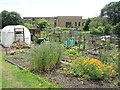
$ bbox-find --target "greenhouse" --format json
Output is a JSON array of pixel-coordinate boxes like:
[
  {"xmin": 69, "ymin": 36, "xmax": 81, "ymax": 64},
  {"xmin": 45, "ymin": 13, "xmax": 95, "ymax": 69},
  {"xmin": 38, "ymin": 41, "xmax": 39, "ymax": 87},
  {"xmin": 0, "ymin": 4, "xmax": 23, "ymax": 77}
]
[{"xmin": 1, "ymin": 25, "xmax": 31, "ymax": 47}]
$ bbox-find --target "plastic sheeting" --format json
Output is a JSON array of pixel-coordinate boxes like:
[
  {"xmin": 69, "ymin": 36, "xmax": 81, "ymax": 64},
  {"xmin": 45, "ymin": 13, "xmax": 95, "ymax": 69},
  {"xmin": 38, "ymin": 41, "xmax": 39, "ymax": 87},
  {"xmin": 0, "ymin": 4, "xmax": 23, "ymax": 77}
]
[
  {"xmin": 1, "ymin": 25, "xmax": 31, "ymax": 47},
  {"xmin": 64, "ymin": 38, "xmax": 75, "ymax": 47}
]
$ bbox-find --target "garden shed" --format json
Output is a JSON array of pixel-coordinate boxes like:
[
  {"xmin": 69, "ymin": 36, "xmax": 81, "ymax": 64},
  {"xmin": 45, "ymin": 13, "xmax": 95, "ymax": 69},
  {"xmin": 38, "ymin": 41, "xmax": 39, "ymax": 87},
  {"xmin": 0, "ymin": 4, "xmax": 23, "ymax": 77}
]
[{"xmin": 1, "ymin": 25, "xmax": 31, "ymax": 47}]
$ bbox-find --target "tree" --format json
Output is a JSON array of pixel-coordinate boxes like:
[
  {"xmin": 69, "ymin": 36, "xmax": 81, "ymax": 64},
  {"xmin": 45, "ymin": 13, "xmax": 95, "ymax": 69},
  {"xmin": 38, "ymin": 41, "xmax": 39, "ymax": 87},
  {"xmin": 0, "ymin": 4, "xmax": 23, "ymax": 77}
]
[
  {"xmin": 0, "ymin": 13, "xmax": 2, "ymax": 28},
  {"xmin": 89, "ymin": 17, "xmax": 111, "ymax": 35},
  {"xmin": 100, "ymin": 1, "xmax": 120, "ymax": 25},
  {"xmin": 36, "ymin": 19, "xmax": 51, "ymax": 31},
  {"xmin": 1, "ymin": 10, "xmax": 23, "ymax": 28},
  {"xmin": 83, "ymin": 18, "xmax": 91, "ymax": 31}
]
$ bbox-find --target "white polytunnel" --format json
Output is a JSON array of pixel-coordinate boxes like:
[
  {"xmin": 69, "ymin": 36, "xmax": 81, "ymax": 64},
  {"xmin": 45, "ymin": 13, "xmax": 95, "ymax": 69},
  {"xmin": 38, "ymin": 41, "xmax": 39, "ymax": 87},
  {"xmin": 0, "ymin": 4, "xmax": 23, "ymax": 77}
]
[{"xmin": 1, "ymin": 25, "xmax": 31, "ymax": 47}]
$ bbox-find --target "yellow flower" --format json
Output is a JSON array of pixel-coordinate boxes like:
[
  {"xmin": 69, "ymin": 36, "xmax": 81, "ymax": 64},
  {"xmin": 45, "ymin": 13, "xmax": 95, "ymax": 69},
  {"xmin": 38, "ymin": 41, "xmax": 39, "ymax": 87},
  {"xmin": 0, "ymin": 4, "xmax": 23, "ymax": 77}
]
[
  {"xmin": 99, "ymin": 69, "xmax": 103, "ymax": 71},
  {"xmin": 70, "ymin": 71, "xmax": 73, "ymax": 74},
  {"xmin": 98, "ymin": 66, "xmax": 101, "ymax": 68},
  {"xmin": 63, "ymin": 68, "xmax": 67, "ymax": 70},
  {"xmin": 69, "ymin": 63, "xmax": 72, "ymax": 66},
  {"xmin": 112, "ymin": 70, "xmax": 115, "ymax": 72},
  {"xmin": 101, "ymin": 72, "xmax": 104, "ymax": 74}
]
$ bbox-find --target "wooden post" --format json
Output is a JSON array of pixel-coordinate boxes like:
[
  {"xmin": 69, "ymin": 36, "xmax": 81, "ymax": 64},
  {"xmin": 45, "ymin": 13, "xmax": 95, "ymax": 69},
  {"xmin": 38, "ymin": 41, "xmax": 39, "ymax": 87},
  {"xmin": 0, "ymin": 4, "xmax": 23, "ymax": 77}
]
[
  {"xmin": 78, "ymin": 30, "xmax": 82, "ymax": 53},
  {"xmin": 5, "ymin": 48, "xmax": 8, "ymax": 55},
  {"xmin": 83, "ymin": 35, "xmax": 86, "ymax": 50},
  {"xmin": 23, "ymin": 28, "xmax": 25, "ymax": 41}
]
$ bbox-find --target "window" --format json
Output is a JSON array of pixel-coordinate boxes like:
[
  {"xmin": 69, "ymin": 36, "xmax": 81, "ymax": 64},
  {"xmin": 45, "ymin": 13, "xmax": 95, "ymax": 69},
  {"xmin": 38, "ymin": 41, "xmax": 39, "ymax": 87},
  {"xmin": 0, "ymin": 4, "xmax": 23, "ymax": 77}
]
[
  {"xmin": 78, "ymin": 22, "xmax": 81, "ymax": 26},
  {"xmin": 75, "ymin": 22, "xmax": 77, "ymax": 26},
  {"xmin": 66, "ymin": 22, "xmax": 72, "ymax": 28},
  {"xmin": 28, "ymin": 19, "xmax": 32, "ymax": 21},
  {"xmin": 23, "ymin": 19, "xmax": 27, "ymax": 21},
  {"xmin": 32, "ymin": 18, "xmax": 35, "ymax": 21},
  {"xmin": 14, "ymin": 28, "xmax": 24, "ymax": 41}
]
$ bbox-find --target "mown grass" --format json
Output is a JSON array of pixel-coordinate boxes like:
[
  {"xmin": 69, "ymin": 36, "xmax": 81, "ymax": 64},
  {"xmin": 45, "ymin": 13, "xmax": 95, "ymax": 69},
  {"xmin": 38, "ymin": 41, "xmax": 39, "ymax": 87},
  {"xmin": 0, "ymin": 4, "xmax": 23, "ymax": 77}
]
[
  {"xmin": 1, "ymin": 52, "xmax": 59, "ymax": 88},
  {"xmin": 0, "ymin": 52, "xmax": 2, "ymax": 89}
]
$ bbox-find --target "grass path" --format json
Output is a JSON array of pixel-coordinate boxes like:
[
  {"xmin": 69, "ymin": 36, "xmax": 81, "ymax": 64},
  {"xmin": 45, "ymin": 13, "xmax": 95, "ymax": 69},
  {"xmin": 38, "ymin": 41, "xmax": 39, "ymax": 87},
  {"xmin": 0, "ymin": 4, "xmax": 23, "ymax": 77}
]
[
  {"xmin": 0, "ymin": 52, "xmax": 2, "ymax": 89},
  {"xmin": 1, "ymin": 52, "xmax": 58, "ymax": 88}
]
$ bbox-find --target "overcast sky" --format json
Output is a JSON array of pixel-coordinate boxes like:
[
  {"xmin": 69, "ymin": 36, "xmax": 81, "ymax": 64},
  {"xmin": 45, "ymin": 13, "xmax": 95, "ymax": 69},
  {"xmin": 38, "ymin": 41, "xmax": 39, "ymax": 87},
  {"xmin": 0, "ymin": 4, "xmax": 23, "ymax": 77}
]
[{"xmin": 0, "ymin": 0, "xmax": 119, "ymax": 19}]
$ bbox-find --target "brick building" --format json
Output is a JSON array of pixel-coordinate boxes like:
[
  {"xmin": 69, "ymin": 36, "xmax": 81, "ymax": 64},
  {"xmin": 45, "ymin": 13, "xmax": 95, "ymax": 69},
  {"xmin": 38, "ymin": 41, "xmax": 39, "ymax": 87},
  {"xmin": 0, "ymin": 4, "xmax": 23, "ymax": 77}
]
[{"xmin": 23, "ymin": 16, "xmax": 85, "ymax": 28}]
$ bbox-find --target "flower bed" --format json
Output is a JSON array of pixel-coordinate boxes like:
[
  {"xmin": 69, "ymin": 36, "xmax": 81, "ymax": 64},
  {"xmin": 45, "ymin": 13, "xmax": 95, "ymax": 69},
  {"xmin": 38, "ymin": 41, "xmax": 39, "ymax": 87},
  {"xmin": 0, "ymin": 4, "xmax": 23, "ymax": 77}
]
[{"xmin": 63, "ymin": 57, "xmax": 117, "ymax": 80}]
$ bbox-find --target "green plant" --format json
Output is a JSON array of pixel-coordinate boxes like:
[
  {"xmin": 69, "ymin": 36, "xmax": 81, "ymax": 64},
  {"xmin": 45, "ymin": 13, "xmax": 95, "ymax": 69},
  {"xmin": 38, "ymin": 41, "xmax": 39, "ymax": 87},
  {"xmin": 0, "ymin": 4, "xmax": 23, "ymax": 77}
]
[
  {"xmin": 100, "ymin": 49, "xmax": 118, "ymax": 72},
  {"xmin": 33, "ymin": 34, "xmax": 41, "ymax": 44},
  {"xmin": 64, "ymin": 48, "xmax": 79, "ymax": 57},
  {"xmin": 63, "ymin": 57, "xmax": 117, "ymax": 80},
  {"xmin": 30, "ymin": 42, "xmax": 64, "ymax": 72},
  {"xmin": 24, "ymin": 23, "xmax": 36, "ymax": 29}
]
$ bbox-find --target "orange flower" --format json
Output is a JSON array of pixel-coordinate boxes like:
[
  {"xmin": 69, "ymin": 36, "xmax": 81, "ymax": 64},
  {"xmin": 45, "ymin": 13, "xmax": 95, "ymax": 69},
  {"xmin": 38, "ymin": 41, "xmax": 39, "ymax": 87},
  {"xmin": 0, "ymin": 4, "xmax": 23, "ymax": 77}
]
[
  {"xmin": 63, "ymin": 68, "xmax": 67, "ymax": 70},
  {"xmin": 96, "ymin": 68, "xmax": 98, "ymax": 70},
  {"xmin": 100, "ymin": 65, "xmax": 105, "ymax": 67},
  {"xmin": 110, "ymin": 74, "xmax": 112, "ymax": 76},
  {"xmin": 107, "ymin": 65, "xmax": 113, "ymax": 70},
  {"xmin": 76, "ymin": 64, "xmax": 79, "ymax": 66},
  {"xmin": 76, "ymin": 57, "xmax": 84, "ymax": 59}
]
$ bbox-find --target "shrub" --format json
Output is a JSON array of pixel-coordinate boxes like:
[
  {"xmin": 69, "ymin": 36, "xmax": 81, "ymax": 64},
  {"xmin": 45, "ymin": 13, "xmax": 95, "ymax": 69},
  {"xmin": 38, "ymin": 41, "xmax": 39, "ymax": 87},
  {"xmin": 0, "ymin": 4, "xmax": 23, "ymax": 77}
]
[
  {"xmin": 90, "ymin": 27, "xmax": 102, "ymax": 34},
  {"xmin": 112, "ymin": 22, "xmax": 120, "ymax": 34},
  {"xmin": 30, "ymin": 42, "xmax": 64, "ymax": 72}
]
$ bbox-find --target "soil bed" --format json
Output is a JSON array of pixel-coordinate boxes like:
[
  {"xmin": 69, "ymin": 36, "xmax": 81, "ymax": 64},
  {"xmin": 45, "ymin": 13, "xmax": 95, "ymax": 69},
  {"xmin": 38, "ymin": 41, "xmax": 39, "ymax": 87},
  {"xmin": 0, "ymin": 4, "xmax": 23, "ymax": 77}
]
[{"xmin": 5, "ymin": 51, "xmax": 118, "ymax": 88}]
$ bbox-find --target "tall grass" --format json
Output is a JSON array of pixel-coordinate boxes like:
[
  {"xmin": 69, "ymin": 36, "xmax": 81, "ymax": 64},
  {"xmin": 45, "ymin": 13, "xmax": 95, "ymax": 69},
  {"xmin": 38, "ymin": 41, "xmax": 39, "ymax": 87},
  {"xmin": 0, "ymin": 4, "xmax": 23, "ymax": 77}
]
[{"xmin": 30, "ymin": 42, "xmax": 64, "ymax": 72}]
